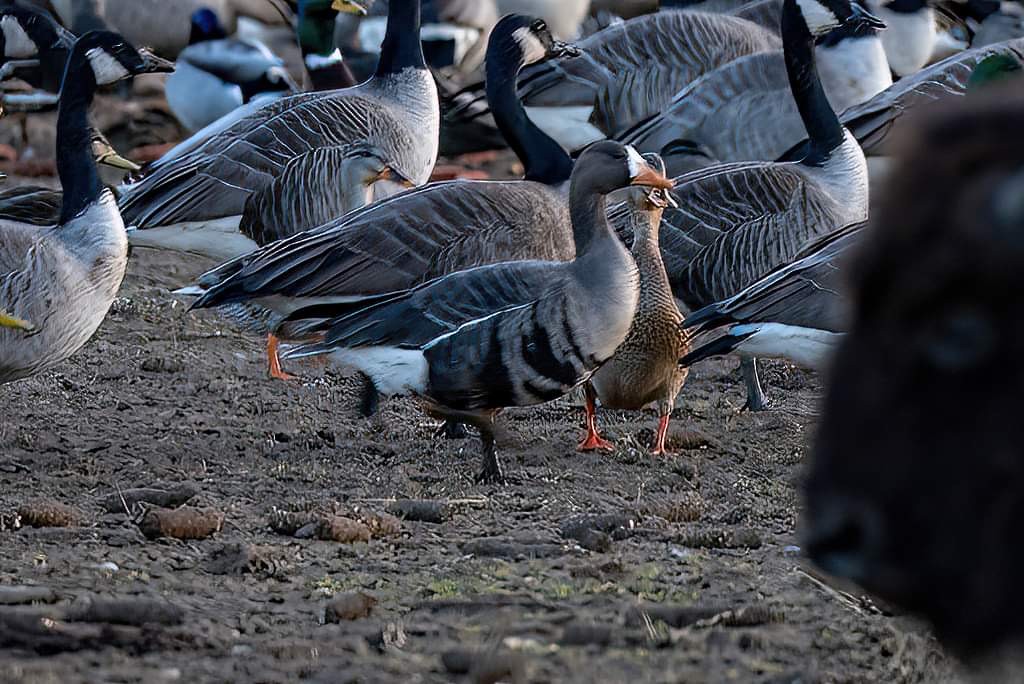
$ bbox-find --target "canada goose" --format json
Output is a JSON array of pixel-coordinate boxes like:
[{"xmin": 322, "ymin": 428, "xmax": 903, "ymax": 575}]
[
  {"xmin": 0, "ymin": 31, "xmax": 174, "ymax": 385},
  {"xmin": 512, "ymin": 10, "xmax": 781, "ymax": 151},
  {"xmin": 0, "ymin": 1, "xmax": 74, "ymax": 97},
  {"xmin": 627, "ymin": 0, "xmax": 875, "ymax": 410},
  {"xmin": 165, "ymin": 8, "xmax": 300, "ymax": 133},
  {"xmin": 804, "ymin": 84, "xmax": 1024, "ymax": 656},
  {"xmin": 619, "ymin": 0, "xmax": 889, "ymax": 168},
  {"xmin": 583, "ymin": 156, "xmax": 690, "ymax": 456},
  {"xmin": 0, "ymin": 309, "xmax": 32, "ymax": 332},
  {"xmin": 51, "ymin": 0, "xmax": 295, "ymax": 59},
  {"xmin": 278, "ymin": 141, "xmax": 673, "ymax": 483},
  {"xmin": 679, "ymin": 220, "xmax": 863, "ymax": 372},
  {"xmin": 119, "ymin": 0, "xmax": 439, "ymax": 262},
  {"xmin": 866, "ymin": 0, "xmax": 937, "ymax": 76},
  {"xmin": 0, "ymin": 127, "xmax": 139, "ymax": 226},
  {"xmin": 184, "ymin": 14, "xmax": 579, "ymax": 380}
]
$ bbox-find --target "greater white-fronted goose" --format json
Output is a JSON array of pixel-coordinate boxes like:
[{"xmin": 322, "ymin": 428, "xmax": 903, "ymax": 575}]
[
  {"xmin": 119, "ymin": 0, "xmax": 439, "ymax": 262},
  {"xmin": 582, "ymin": 155, "xmax": 690, "ymax": 456},
  {"xmin": 165, "ymin": 8, "xmax": 299, "ymax": 133},
  {"xmin": 624, "ymin": 0, "xmax": 873, "ymax": 410},
  {"xmin": 184, "ymin": 14, "xmax": 578, "ymax": 380},
  {"xmin": 0, "ymin": 31, "xmax": 174, "ymax": 385},
  {"xmin": 680, "ymin": 220, "xmax": 863, "ymax": 373},
  {"xmin": 279, "ymin": 141, "xmax": 673, "ymax": 483},
  {"xmin": 619, "ymin": 0, "xmax": 888, "ymax": 169}
]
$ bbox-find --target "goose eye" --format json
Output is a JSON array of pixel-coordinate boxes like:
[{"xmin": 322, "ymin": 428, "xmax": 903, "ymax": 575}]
[{"xmin": 923, "ymin": 310, "xmax": 996, "ymax": 371}]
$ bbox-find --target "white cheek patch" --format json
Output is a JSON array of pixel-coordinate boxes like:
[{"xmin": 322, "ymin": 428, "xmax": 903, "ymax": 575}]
[
  {"xmin": 1, "ymin": 17, "xmax": 37, "ymax": 59},
  {"xmin": 86, "ymin": 47, "xmax": 131, "ymax": 85},
  {"xmin": 625, "ymin": 145, "xmax": 646, "ymax": 178},
  {"xmin": 796, "ymin": 0, "xmax": 841, "ymax": 33},
  {"xmin": 512, "ymin": 27, "xmax": 548, "ymax": 65}
]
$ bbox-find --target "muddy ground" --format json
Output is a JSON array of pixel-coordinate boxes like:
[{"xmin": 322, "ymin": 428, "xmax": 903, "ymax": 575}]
[{"xmin": 0, "ymin": 98, "xmax": 966, "ymax": 683}]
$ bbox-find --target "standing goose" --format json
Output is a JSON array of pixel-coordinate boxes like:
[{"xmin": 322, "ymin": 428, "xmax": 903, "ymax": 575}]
[
  {"xmin": 679, "ymin": 220, "xmax": 863, "ymax": 372},
  {"xmin": 0, "ymin": 127, "xmax": 139, "ymax": 226},
  {"xmin": 165, "ymin": 8, "xmax": 300, "ymax": 133},
  {"xmin": 0, "ymin": 31, "xmax": 174, "ymax": 385},
  {"xmin": 619, "ymin": 0, "xmax": 888, "ymax": 169},
  {"xmin": 184, "ymin": 15, "xmax": 579, "ymax": 379},
  {"xmin": 618, "ymin": 0, "xmax": 873, "ymax": 410},
  {"xmin": 581, "ymin": 155, "xmax": 691, "ymax": 456},
  {"xmin": 118, "ymin": 0, "xmax": 439, "ymax": 262},
  {"xmin": 279, "ymin": 141, "xmax": 673, "ymax": 483}
]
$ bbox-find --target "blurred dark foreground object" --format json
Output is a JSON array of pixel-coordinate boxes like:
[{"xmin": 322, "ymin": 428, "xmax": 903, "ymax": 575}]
[{"xmin": 804, "ymin": 80, "xmax": 1024, "ymax": 657}]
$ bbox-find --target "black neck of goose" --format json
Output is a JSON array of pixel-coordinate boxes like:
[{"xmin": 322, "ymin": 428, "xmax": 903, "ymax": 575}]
[
  {"xmin": 486, "ymin": 35, "xmax": 572, "ymax": 185},
  {"xmin": 568, "ymin": 172, "xmax": 611, "ymax": 256},
  {"xmin": 782, "ymin": 0, "xmax": 844, "ymax": 164},
  {"xmin": 56, "ymin": 55, "xmax": 102, "ymax": 225},
  {"xmin": 374, "ymin": 0, "xmax": 425, "ymax": 77}
]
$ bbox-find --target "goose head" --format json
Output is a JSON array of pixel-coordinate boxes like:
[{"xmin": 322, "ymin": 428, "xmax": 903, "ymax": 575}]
[
  {"xmin": 793, "ymin": 0, "xmax": 886, "ymax": 36},
  {"xmin": 345, "ymin": 142, "xmax": 416, "ymax": 189},
  {"xmin": 574, "ymin": 141, "xmax": 675, "ymax": 196},
  {"xmin": 499, "ymin": 14, "xmax": 581, "ymax": 67},
  {"xmin": 89, "ymin": 127, "xmax": 141, "ymax": 172},
  {"xmin": 76, "ymin": 31, "xmax": 175, "ymax": 86},
  {"xmin": 189, "ymin": 8, "xmax": 229, "ymax": 44},
  {"xmin": 0, "ymin": 3, "xmax": 70, "ymax": 60}
]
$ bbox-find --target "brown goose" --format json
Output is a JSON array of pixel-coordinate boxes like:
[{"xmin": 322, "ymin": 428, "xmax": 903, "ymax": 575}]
[
  {"xmin": 581, "ymin": 155, "xmax": 690, "ymax": 456},
  {"xmin": 278, "ymin": 141, "xmax": 674, "ymax": 483}
]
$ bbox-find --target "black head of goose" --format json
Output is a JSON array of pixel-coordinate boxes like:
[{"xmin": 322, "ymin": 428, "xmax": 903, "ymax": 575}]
[
  {"xmin": 277, "ymin": 141, "xmax": 672, "ymax": 483},
  {"xmin": 184, "ymin": 13, "xmax": 580, "ymax": 380},
  {"xmin": 0, "ymin": 30, "xmax": 173, "ymax": 385},
  {"xmin": 118, "ymin": 0, "xmax": 439, "ymax": 263},
  {"xmin": 0, "ymin": 2, "xmax": 74, "ymax": 97}
]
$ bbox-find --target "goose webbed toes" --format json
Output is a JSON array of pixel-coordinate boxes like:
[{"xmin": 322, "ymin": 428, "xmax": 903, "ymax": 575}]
[
  {"xmin": 475, "ymin": 432, "xmax": 507, "ymax": 485},
  {"xmin": 359, "ymin": 373, "xmax": 380, "ymax": 418},
  {"xmin": 435, "ymin": 420, "xmax": 469, "ymax": 439}
]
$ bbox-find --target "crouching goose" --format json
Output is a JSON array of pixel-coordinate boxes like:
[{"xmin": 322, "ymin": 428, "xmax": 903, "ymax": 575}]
[
  {"xmin": 119, "ymin": 0, "xmax": 439, "ymax": 262},
  {"xmin": 581, "ymin": 155, "xmax": 691, "ymax": 456},
  {"xmin": 621, "ymin": 0, "xmax": 872, "ymax": 410},
  {"xmin": 279, "ymin": 142, "xmax": 673, "ymax": 483},
  {"xmin": 679, "ymin": 220, "xmax": 863, "ymax": 375},
  {"xmin": 165, "ymin": 8, "xmax": 300, "ymax": 133},
  {"xmin": 0, "ymin": 31, "xmax": 174, "ymax": 385},
  {"xmin": 185, "ymin": 14, "xmax": 578, "ymax": 381}
]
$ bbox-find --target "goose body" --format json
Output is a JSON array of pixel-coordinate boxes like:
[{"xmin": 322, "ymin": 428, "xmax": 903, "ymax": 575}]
[
  {"xmin": 0, "ymin": 31, "xmax": 173, "ymax": 384},
  {"xmin": 584, "ymin": 171, "xmax": 690, "ymax": 455},
  {"xmin": 280, "ymin": 142, "xmax": 672, "ymax": 482},
  {"xmin": 680, "ymin": 221, "xmax": 863, "ymax": 370},
  {"xmin": 119, "ymin": 0, "xmax": 439, "ymax": 262},
  {"xmin": 185, "ymin": 15, "xmax": 577, "ymax": 377}
]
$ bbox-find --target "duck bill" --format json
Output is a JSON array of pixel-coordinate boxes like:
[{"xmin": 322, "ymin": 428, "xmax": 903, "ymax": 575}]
[
  {"xmin": 379, "ymin": 166, "xmax": 416, "ymax": 188},
  {"xmin": 0, "ymin": 311, "xmax": 33, "ymax": 332},
  {"xmin": 139, "ymin": 48, "xmax": 176, "ymax": 75},
  {"xmin": 97, "ymin": 149, "xmax": 141, "ymax": 172},
  {"xmin": 332, "ymin": 0, "xmax": 368, "ymax": 15},
  {"xmin": 630, "ymin": 165, "xmax": 675, "ymax": 191}
]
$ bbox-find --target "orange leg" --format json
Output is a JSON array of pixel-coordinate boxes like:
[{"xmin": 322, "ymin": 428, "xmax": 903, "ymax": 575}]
[
  {"xmin": 267, "ymin": 334, "xmax": 297, "ymax": 381},
  {"xmin": 578, "ymin": 386, "xmax": 614, "ymax": 452},
  {"xmin": 651, "ymin": 414, "xmax": 671, "ymax": 456}
]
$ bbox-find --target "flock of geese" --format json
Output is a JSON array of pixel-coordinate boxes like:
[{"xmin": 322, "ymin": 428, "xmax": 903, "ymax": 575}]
[{"xmin": 0, "ymin": 0, "xmax": 1021, "ymax": 482}]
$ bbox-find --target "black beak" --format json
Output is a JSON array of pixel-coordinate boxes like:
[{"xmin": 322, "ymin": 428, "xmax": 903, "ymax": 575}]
[
  {"xmin": 138, "ymin": 48, "xmax": 175, "ymax": 75},
  {"xmin": 850, "ymin": 3, "xmax": 886, "ymax": 29},
  {"xmin": 548, "ymin": 40, "xmax": 582, "ymax": 59}
]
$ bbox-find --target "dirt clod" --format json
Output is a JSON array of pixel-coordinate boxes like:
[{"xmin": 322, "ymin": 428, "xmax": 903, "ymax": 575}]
[
  {"xmin": 0, "ymin": 586, "xmax": 57, "ymax": 605},
  {"xmin": 461, "ymin": 538, "xmax": 564, "ymax": 559},
  {"xmin": 386, "ymin": 499, "xmax": 449, "ymax": 523},
  {"xmin": 323, "ymin": 592, "xmax": 377, "ymax": 623},
  {"xmin": 67, "ymin": 596, "xmax": 184, "ymax": 626},
  {"xmin": 138, "ymin": 507, "xmax": 223, "ymax": 541},
  {"xmin": 316, "ymin": 516, "xmax": 372, "ymax": 544},
  {"xmin": 99, "ymin": 484, "xmax": 199, "ymax": 514},
  {"xmin": 17, "ymin": 501, "xmax": 81, "ymax": 528},
  {"xmin": 678, "ymin": 527, "xmax": 762, "ymax": 549}
]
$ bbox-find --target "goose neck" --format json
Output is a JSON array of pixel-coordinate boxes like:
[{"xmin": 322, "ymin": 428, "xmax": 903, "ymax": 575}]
[
  {"xmin": 782, "ymin": 0, "xmax": 844, "ymax": 163},
  {"xmin": 569, "ymin": 176, "xmax": 610, "ymax": 256},
  {"xmin": 374, "ymin": 0, "xmax": 425, "ymax": 77},
  {"xmin": 485, "ymin": 31, "xmax": 572, "ymax": 185},
  {"xmin": 56, "ymin": 47, "xmax": 103, "ymax": 225}
]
